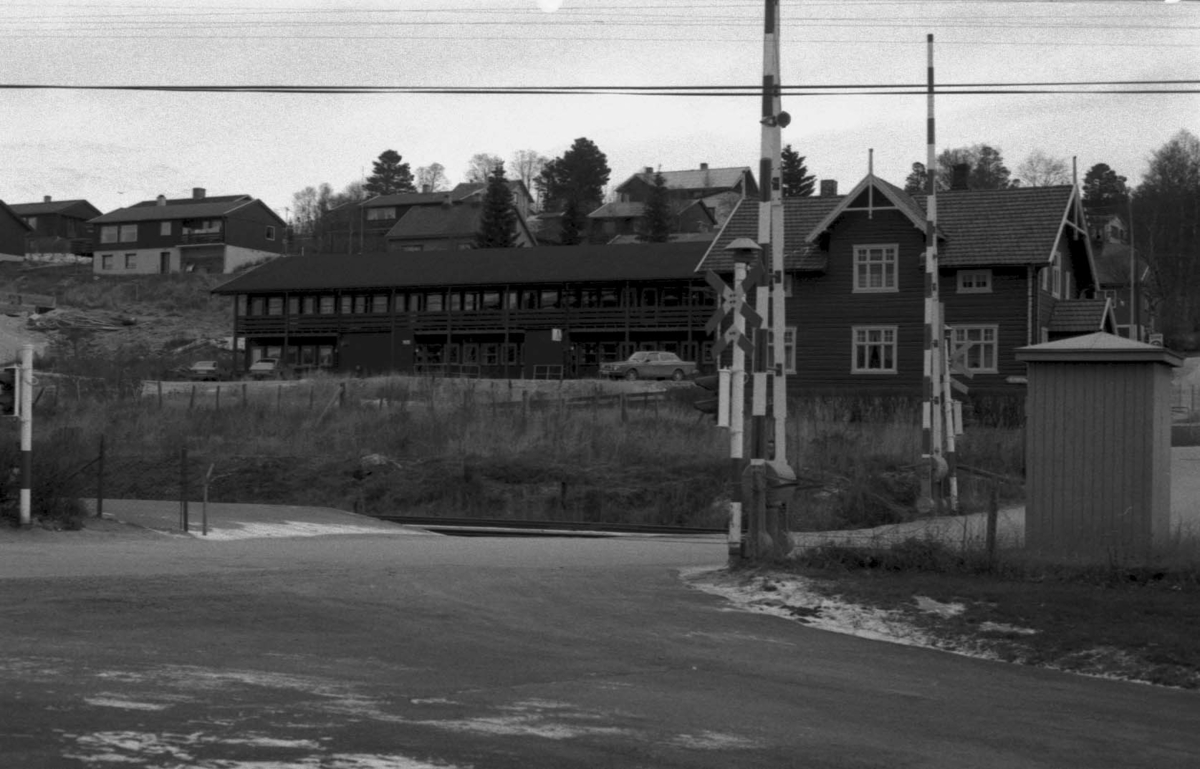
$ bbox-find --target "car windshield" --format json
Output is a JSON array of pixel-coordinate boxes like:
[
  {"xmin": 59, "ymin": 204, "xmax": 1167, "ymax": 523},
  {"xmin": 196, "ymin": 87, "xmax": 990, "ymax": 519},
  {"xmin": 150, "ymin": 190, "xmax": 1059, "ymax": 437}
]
[
  {"xmin": 193, "ymin": 361, "xmax": 216, "ymax": 368},
  {"xmin": 252, "ymin": 359, "xmax": 276, "ymax": 368}
]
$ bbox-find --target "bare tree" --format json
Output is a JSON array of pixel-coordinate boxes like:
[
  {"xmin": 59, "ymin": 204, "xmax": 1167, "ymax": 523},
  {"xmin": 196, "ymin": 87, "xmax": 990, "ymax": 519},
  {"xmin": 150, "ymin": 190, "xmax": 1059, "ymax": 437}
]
[
  {"xmin": 416, "ymin": 163, "xmax": 448, "ymax": 192},
  {"xmin": 1016, "ymin": 150, "xmax": 1073, "ymax": 187},
  {"xmin": 510, "ymin": 150, "xmax": 548, "ymax": 205},
  {"xmin": 465, "ymin": 153, "xmax": 504, "ymax": 184}
]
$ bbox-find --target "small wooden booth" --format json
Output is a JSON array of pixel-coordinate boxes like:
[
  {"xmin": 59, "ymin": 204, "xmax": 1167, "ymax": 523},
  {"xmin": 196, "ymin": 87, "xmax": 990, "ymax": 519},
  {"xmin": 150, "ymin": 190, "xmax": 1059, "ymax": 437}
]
[{"xmin": 1016, "ymin": 332, "xmax": 1181, "ymax": 559}]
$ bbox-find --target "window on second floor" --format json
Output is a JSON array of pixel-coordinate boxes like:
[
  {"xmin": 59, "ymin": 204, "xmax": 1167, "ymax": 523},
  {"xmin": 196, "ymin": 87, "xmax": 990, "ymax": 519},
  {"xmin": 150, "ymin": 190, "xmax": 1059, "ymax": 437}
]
[
  {"xmin": 366, "ymin": 206, "xmax": 397, "ymax": 221},
  {"xmin": 119, "ymin": 224, "xmax": 138, "ymax": 242},
  {"xmin": 853, "ymin": 245, "xmax": 898, "ymax": 292},
  {"xmin": 160, "ymin": 221, "xmax": 172, "ymax": 236},
  {"xmin": 957, "ymin": 269, "xmax": 992, "ymax": 293},
  {"xmin": 100, "ymin": 226, "xmax": 119, "ymax": 244}
]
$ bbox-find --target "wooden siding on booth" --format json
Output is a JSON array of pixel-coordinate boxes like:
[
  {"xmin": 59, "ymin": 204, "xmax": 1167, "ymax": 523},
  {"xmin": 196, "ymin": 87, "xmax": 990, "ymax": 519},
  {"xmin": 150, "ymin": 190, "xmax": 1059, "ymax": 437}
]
[{"xmin": 1025, "ymin": 360, "xmax": 1171, "ymax": 557}]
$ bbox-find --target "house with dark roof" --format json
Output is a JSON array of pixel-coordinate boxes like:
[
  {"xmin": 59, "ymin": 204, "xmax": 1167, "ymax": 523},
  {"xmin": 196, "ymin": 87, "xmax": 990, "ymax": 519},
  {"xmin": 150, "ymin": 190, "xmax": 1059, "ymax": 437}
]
[
  {"xmin": 211, "ymin": 242, "xmax": 715, "ymax": 378},
  {"xmin": 587, "ymin": 199, "xmax": 717, "ymax": 243},
  {"xmin": 324, "ymin": 191, "xmax": 452, "ymax": 254},
  {"xmin": 0, "ymin": 201, "xmax": 33, "ymax": 261},
  {"xmin": 1088, "ymin": 216, "xmax": 1153, "ymax": 341},
  {"xmin": 385, "ymin": 199, "xmax": 536, "ymax": 252},
  {"xmin": 9, "ymin": 197, "xmax": 102, "ymax": 260},
  {"xmin": 89, "ymin": 188, "xmax": 286, "ymax": 275},
  {"xmin": 699, "ymin": 172, "xmax": 1111, "ymax": 395},
  {"xmin": 614, "ymin": 164, "xmax": 758, "ymax": 227},
  {"xmin": 448, "ymin": 180, "xmax": 535, "ymax": 220}
]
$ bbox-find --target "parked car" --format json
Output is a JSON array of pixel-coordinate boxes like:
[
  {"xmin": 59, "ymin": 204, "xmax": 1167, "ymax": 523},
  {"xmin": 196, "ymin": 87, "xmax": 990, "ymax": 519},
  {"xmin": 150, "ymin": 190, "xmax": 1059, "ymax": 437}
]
[
  {"xmin": 247, "ymin": 357, "xmax": 284, "ymax": 380},
  {"xmin": 184, "ymin": 360, "xmax": 226, "ymax": 382},
  {"xmin": 600, "ymin": 351, "xmax": 698, "ymax": 381}
]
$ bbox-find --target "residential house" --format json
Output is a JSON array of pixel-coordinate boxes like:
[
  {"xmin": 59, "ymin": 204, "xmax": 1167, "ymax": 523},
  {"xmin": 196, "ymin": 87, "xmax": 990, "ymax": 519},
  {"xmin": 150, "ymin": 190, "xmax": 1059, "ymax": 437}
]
[
  {"xmin": 385, "ymin": 198, "xmax": 536, "ymax": 252},
  {"xmin": 587, "ymin": 199, "xmax": 717, "ymax": 243},
  {"xmin": 1089, "ymin": 215, "xmax": 1153, "ymax": 341},
  {"xmin": 9, "ymin": 197, "xmax": 102, "ymax": 259},
  {"xmin": 448, "ymin": 180, "xmax": 535, "ymax": 221},
  {"xmin": 0, "ymin": 201, "xmax": 32, "ymax": 261},
  {"xmin": 324, "ymin": 191, "xmax": 451, "ymax": 254},
  {"xmin": 699, "ymin": 172, "xmax": 1110, "ymax": 395},
  {"xmin": 613, "ymin": 163, "xmax": 758, "ymax": 227},
  {"xmin": 90, "ymin": 188, "xmax": 286, "ymax": 275},
  {"xmin": 211, "ymin": 242, "xmax": 715, "ymax": 378}
]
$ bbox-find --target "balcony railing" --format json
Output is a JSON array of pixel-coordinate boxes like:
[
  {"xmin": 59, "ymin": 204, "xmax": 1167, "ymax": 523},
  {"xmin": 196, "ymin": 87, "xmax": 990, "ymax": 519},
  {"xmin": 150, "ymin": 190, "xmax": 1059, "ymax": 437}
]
[{"xmin": 180, "ymin": 230, "xmax": 225, "ymax": 245}]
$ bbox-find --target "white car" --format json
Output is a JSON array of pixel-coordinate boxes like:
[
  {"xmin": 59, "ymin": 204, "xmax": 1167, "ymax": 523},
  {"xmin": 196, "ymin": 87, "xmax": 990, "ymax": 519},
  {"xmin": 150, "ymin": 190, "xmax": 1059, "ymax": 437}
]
[{"xmin": 600, "ymin": 351, "xmax": 698, "ymax": 381}]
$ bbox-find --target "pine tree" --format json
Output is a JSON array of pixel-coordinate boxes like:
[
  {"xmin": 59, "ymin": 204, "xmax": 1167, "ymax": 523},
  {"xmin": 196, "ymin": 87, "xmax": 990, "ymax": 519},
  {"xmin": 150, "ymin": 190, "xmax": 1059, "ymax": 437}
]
[
  {"xmin": 1082, "ymin": 163, "xmax": 1130, "ymax": 212},
  {"xmin": 364, "ymin": 150, "xmax": 415, "ymax": 196},
  {"xmin": 560, "ymin": 199, "xmax": 583, "ymax": 246},
  {"xmin": 780, "ymin": 145, "xmax": 815, "ymax": 197},
  {"xmin": 904, "ymin": 162, "xmax": 928, "ymax": 195},
  {"xmin": 639, "ymin": 172, "xmax": 672, "ymax": 242},
  {"xmin": 474, "ymin": 163, "xmax": 519, "ymax": 249}
]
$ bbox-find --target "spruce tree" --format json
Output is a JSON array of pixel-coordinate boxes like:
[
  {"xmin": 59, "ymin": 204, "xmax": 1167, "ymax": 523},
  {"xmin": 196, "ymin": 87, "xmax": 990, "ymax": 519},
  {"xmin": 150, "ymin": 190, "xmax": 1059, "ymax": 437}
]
[
  {"xmin": 474, "ymin": 163, "xmax": 519, "ymax": 249},
  {"xmin": 781, "ymin": 145, "xmax": 816, "ymax": 197},
  {"xmin": 364, "ymin": 149, "xmax": 415, "ymax": 196},
  {"xmin": 560, "ymin": 199, "xmax": 583, "ymax": 246},
  {"xmin": 639, "ymin": 172, "xmax": 672, "ymax": 242}
]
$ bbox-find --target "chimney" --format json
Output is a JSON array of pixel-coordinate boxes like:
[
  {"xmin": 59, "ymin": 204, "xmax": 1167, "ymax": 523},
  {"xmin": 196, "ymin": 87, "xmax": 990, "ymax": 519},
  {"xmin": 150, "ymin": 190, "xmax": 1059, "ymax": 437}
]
[
  {"xmin": 421, "ymin": 184, "xmax": 431, "ymax": 194},
  {"xmin": 192, "ymin": 187, "xmax": 206, "ymax": 200},
  {"xmin": 951, "ymin": 163, "xmax": 970, "ymax": 191},
  {"xmin": 644, "ymin": 166, "xmax": 653, "ymax": 174},
  {"xmin": 43, "ymin": 195, "xmax": 51, "ymax": 203},
  {"xmin": 819, "ymin": 179, "xmax": 838, "ymax": 197},
  {"xmin": 156, "ymin": 194, "xmax": 166, "ymax": 206},
  {"xmin": 700, "ymin": 162, "xmax": 708, "ymax": 170}
]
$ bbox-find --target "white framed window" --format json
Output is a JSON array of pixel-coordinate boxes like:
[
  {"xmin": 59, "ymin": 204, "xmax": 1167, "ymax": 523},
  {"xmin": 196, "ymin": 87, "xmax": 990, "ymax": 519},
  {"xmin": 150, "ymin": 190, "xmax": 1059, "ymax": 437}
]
[
  {"xmin": 853, "ymin": 244, "xmax": 898, "ymax": 292},
  {"xmin": 957, "ymin": 269, "xmax": 992, "ymax": 293},
  {"xmin": 124, "ymin": 253, "xmax": 137, "ymax": 269},
  {"xmin": 100, "ymin": 226, "xmax": 119, "ymax": 244},
  {"xmin": 119, "ymin": 224, "xmax": 137, "ymax": 242},
  {"xmin": 266, "ymin": 225, "xmax": 276, "ymax": 241},
  {"xmin": 160, "ymin": 221, "xmax": 171, "ymax": 236},
  {"xmin": 762, "ymin": 326, "xmax": 798, "ymax": 373},
  {"xmin": 951, "ymin": 325, "xmax": 998, "ymax": 373},
  {"xmin": 1052, "ymin": 253, "xmax": 1063, "ymax": 298},
  {"xmin": 100, "ymin": 254, "xmax": 113, "ymax": 270},
  {"xmin": 852, "ymin": 326, "xmax": 897, "ymax": 374}
]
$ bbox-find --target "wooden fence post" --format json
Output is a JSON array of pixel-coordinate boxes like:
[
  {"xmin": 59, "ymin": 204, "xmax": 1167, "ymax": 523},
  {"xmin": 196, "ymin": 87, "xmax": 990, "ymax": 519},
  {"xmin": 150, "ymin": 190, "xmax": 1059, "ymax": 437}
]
[
  {"xmin": 180, "ymin": 447, "xmax": 189, "ymax": 533},
  {"xmin": 189, "ymin": 385, "xmax": 196, "ymax": 411},
  {"xmin": 95, "ymin": 435, "xmax": 105, "ymax": 519}
]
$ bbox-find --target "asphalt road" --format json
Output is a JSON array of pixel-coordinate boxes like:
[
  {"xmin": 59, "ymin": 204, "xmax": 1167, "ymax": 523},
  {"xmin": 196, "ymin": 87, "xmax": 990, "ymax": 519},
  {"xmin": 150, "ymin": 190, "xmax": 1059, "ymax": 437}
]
[{"xmin": 1, "ymin": 528, "xmax": 1196, "ymax": 769}]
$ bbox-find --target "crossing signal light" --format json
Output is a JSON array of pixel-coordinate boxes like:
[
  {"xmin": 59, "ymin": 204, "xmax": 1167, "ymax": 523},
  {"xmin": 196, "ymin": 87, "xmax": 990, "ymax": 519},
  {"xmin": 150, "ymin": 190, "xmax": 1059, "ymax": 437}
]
[
  {"xmin": 693, "ymin": 370, "xmax": 730, "ymax": 427},
  {"xmin": 0, "ymin": 366, "xmax": 17, "ymax": 417}
]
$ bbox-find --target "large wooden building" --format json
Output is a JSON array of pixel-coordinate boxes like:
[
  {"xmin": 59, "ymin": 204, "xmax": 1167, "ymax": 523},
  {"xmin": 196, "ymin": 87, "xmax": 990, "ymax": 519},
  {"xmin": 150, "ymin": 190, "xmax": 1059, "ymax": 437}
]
[
  {"xmin": 212, "ymin": 242, "xmax": 716, "ymax": 378},
  {"xmin": 700, "ymin": 172, "xmax": 1112, "ymax": 395}
]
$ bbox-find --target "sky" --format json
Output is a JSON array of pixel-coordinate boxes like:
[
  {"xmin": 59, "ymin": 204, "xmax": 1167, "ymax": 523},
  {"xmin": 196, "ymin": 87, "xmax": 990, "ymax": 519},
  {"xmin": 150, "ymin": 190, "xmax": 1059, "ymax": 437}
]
[{"xmin": 1, "ymin": 0, "xmax": 1197, "ymax": 220}]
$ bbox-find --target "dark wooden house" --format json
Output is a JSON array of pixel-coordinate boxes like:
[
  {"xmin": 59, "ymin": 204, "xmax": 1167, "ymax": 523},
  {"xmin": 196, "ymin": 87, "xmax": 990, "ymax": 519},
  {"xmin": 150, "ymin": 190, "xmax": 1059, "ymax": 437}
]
[
  {"xmin": 0, "ymin": 201, "xmax": 32, "ymax": 261},
  {"xmin": 9, "ymin": 197, "xmax": 102, "ymax": 258},
  {"xmin": 700, "ymin": 173, "xmax": 1110, "ymax": 395},
  {"xmin": 212, "ymin": 242, "xmax": 716, "ymax": 378},
  {"xmin": 89, "ymin": 188, "xmax": 286, "ymax": 275}
]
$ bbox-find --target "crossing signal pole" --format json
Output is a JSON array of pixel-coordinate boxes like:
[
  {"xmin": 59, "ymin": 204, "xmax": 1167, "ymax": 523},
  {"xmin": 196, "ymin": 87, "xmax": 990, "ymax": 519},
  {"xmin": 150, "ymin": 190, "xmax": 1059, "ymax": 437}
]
[{"xmin": 19, "ymin": 345, "xmax": 32, "ymax": 527}]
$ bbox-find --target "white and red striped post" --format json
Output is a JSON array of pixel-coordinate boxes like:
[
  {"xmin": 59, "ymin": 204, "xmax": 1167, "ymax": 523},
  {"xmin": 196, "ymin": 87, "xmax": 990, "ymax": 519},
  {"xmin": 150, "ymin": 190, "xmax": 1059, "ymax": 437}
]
[
  {"xmin": 920, "ymin": 34, "xmax": 946, "ymax": 514},
  {"xmin": 19, "ymin": 344, "xmax": 33, "ymax": 528}
]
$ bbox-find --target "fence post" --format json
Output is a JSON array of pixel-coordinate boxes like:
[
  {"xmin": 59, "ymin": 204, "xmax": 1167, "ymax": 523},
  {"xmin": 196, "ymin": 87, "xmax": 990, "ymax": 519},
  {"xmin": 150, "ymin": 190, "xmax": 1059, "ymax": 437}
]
[
  {"xmin": 986, "ymin": 480, "xmax": 999, "ymax": 569},
  {"xmin": 189, "ymin": 385, "xmax": 196, "ymax": 411},
  {"xmin": 180, "ymin": 447, "xmax": 189, "ymax": 533},
  {"xmin": 96, "ymin": 435, "xmax": 105, "ymax": 519}
]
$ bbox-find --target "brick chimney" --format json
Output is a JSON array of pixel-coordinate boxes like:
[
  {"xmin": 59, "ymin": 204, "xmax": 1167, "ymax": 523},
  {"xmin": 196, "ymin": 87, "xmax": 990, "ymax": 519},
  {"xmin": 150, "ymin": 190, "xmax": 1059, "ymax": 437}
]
[
  {"xmin": 951, "ymin": 163, "xmax": 970, "ymax": 191},
  {"xmin": 157, "ymin": 194, "xmax": 166, "ymax": 206},
  {"xmin": 699, "ymin": 162, "xmax": 708, "ymax": 170},
  {"xmin": 192, "ymin": 187, "xmax": 206, "ymax": 200},
  {"xmin": 43, "ymin": 195, "xmax": 51, "ymax": 203},
  {"xmin": 820, "ymin": 179, "xmax": 838, "ymax": 196}
]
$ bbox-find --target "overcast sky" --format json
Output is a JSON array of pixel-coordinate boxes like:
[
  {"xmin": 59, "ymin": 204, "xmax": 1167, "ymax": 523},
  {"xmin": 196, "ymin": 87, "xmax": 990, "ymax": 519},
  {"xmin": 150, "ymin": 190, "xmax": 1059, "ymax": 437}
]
[{"xmin": 1, "ymin": 0, "xmax": 1196, "ymax": 218}]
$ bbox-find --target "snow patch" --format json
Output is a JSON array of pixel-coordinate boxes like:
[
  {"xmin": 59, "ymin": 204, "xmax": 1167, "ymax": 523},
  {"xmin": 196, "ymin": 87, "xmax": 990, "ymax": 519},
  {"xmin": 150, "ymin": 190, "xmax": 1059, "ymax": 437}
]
[
  {"xmin": 979, "ymin": 621, "xmax": 1039, "ymax": 636},
  {"xmin": 667, "ymin": 730, "xmax": 764, "ymax": 750},
  {"xmin": 193, "ymin": 521, "xmax": 398, "ymax": 540},
  {"xmin": 83, "ymin": 696, "xmax": 169, "ymax": 711},
  {"xmin": 914, "ymin": 595, "xmax": 966, "ymax": 617}
]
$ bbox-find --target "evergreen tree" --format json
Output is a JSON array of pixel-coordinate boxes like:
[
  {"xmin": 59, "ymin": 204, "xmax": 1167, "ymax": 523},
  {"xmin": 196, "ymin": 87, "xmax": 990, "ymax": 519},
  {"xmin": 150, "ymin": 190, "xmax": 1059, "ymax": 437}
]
[
  {"xmin": 474, "ymin": 163, "xmax": 519, "ymax": 249},
  {"xmin": 537, "ymin": 137, "xmax": 611, "ymax": 215},
  {"xmin": 1082, "ymin": 163, "xmax": 1130, "ymax": 212},
  {"xmin": 639, "ymin": 172, "xmax": 672, "ymax": 242},
  {"xmin": 780, "ymin": 145, "xmax": 815, "ymax": 197},
  {"xmin": 559, "ymin": 199, "xmax": 584, "ymax": 246},
  {"xmin": 903, "ymin": 162, "xmax": 928, "ymax": 195},
  {"xmin": 364, "ymin": 149, "xmax": 415, "ymax": 196}
]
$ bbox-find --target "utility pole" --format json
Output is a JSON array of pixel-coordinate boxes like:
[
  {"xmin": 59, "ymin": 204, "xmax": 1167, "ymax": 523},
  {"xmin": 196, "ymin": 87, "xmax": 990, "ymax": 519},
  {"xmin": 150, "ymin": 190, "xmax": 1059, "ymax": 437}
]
[{"xmin": 19, "ymin": 344, "xmax": 33, "ymax": 528}]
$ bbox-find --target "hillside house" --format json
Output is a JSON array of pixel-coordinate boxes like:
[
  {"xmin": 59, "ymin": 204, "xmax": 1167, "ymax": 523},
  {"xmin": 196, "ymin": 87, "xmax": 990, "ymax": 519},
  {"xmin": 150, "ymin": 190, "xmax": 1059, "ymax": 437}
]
[
  {"xmin": 613, "ymin": 164, "xmax": 758, "ymax": 227},
  {"xmin": 699, "ymin": 173, "xmax": 1110, "ymax": 395},
  {"xmin": 9, "ymin": 197, "xmax": 102, "ymax": 260},
  {"xmin": 90, "ymin": 188, "xmax": 286, "ymax": 275},
  {"xmin": 385, "ymin": 199, "xmax": 536, "ymax": 252},
  {"xmin": 211, "ymin": 242, "xmax": 715, "ymax": 378},
  {"xmin": 0, "ymin": 202, "xmax": 32, "ymax": 261},
  {"xmin": 1088, "ymin": 215, "xmax": 1153, "ymax": 341},
  {"xmin": 449, "ymin": 180, "xmax": 535, "ymax": 221},
  {"xmin": 587, "ymin": 199, "xmax": 717, "ymax": 243}
]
